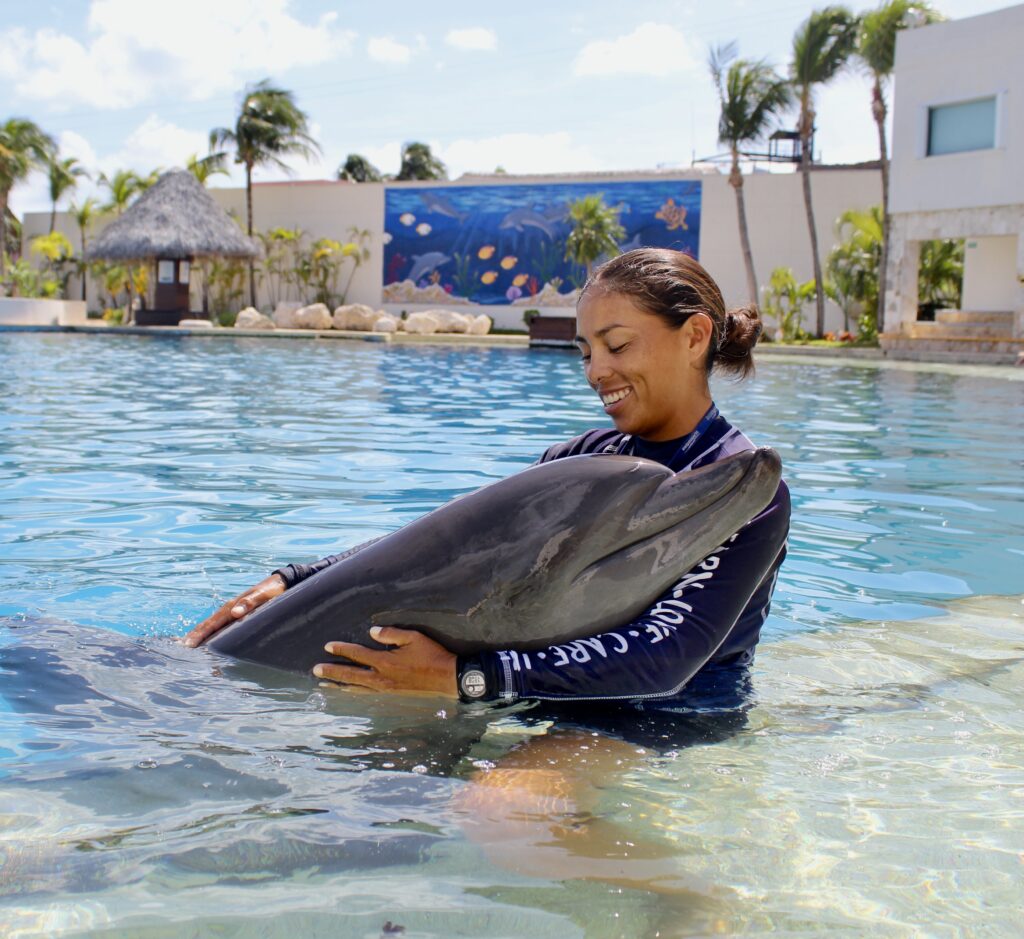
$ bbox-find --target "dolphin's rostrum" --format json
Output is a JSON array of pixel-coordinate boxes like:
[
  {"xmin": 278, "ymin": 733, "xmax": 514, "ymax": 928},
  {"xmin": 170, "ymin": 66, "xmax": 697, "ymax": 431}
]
[{"xmin": 206, "ymin": 449, "xmax": 782, "ymax": 673}]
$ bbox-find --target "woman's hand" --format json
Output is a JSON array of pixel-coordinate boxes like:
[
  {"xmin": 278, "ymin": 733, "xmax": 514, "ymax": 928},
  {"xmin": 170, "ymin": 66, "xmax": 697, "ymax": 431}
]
[
  {"xmin": 181, "ymin": 573, "xmax": 286, "ymax": 648},
  {"xmin": 314, "ymin": 626, "xmax": 457, "ymax": 698}
]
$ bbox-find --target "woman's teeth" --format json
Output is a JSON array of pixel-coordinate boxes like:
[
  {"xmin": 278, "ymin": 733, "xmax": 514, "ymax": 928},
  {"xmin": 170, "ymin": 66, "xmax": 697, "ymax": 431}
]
[{"xmin": 601, "ymin": 388, "xmax": 631, "ymax": 406}]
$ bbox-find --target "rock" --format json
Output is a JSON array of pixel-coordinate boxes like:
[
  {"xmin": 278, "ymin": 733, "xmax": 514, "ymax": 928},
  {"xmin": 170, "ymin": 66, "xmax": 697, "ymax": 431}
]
[
  {"xmin": 178, "ymin": 318, "xmax": 214, "ymax": 329},
  {"xmin": 294, "ymin": 303, "xmax": 333, "ymax": 330},
  {"xmin": 404, "ymin": 312, "xmax": 441, "ymax": 335},
  {"xmin": 235, "ymin": 307, "xmax": 275, "ymax": 329},
  {"xmin": 422, "ymin": 309, "xmax": 472, "ymax": 333},
  {"xmin": 373, "ymin": 314, "xmax": 399, "ymax": 333},
  {"xmin": 332, "ymin": 303, "xmax": 378, "ymax": 331},
  {"xmin": 272, "ymin": 301, "xmax": 303, "ymax": 328},
  {"xmin": 467, "ymin": 314, "xmax": 492, "ymax": 336}
]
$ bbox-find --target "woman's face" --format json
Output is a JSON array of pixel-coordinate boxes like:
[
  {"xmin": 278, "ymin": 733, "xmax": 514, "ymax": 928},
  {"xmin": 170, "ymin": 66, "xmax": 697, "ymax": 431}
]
[{"xmin": 574, "ymin": 289, "xmax": 714, "ymax": 441}]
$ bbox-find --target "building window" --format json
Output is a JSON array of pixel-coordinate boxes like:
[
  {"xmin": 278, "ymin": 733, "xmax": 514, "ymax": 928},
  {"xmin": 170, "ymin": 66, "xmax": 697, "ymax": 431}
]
[{"xmin": 927, "ymin": 96, "xmax": 997, "ymax": 156}]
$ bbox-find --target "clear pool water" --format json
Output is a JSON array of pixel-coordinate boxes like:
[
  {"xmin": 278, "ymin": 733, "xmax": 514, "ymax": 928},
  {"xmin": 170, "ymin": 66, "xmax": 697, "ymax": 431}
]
[{"xmin": 1, "ymin": 332, "xmax": 1022, "ymax": 937}]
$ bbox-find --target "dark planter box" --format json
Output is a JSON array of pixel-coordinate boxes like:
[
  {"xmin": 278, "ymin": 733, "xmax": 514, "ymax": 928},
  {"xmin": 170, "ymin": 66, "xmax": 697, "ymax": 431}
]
[
  {"xmin": 528, "ymin": 315, "xmax": 576, "ymax": 347},
  {"xmin": 135, "ymin": 309, "xmax": 207, "ymax": 327}
]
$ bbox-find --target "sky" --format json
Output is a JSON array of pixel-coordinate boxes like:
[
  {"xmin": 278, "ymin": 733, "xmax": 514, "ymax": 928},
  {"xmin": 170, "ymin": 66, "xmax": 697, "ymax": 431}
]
[{"xmin": 1, "ymin": 0, "xmax": 1012, "ymax": 215}]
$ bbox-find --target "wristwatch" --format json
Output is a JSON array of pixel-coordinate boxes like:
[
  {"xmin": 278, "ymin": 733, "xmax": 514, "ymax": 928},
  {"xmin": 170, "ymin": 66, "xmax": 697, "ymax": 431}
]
[{"xmin": 456, "ymin": 657, "xmax": 488, "ymax": 702}]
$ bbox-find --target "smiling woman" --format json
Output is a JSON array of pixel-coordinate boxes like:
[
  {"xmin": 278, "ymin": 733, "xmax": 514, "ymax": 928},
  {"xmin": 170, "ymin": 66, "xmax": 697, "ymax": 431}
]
[{"xmin": 186, "ymin": 248, "xmax": 789, "ymax": 721}]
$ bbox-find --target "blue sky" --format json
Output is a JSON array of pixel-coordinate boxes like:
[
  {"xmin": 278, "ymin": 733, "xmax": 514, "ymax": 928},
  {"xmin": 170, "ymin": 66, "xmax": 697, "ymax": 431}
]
[{"xmin": 2, "ymin": 0, "xmax": 1010, "ymax": 214}]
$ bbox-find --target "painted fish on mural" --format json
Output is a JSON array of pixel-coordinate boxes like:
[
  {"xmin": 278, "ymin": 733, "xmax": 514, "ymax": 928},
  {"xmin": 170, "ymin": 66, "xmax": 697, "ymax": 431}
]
[
  {"xmin": 477, "ymin": 245, "xmax": 496, "ymax": 260},
  {"xmin": 480, "ymin": 271, "xmax": 499, "ymax": 285},
  {"xmin": 419, "ymin": 191, "xmax": 469, "ymax": 223},
  {"xmin": 407, "ymin": 252, "xmax": 451, "ymax": 283},
  {"xmin": 399, "ymin": 213, "xmax": 416, "ymax": 226},
  {"xmin": 512, "ymin": 273, "xmax": 529, "ymax": 287},
  {"xmin": 416, "ymin": 223, "xmax": 432, "ymax": 236},
  {"xmin": 498, "ymin": 205, "xmax": 567, "ymax": 241},
  {"xmin": 655, "ymin": 198, "xmax": 688, "ymax": 231},
  {"xmin": 382, "ymin": 232, "xmax": 393, "ymax": 245},
  {"xmin": 499, "ymin": 255, "xmax": 517, "ymax": 270}
]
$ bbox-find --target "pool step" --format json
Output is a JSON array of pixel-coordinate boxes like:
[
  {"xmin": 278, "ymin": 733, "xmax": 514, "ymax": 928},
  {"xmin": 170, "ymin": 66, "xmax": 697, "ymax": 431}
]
[
  {"xmin": 880, "ymin": 332, "xmax": 1023, "ymax": 365},
  {"xmin": 934, "ymin": 309, "xmax": 1014, "ymax": 326}
]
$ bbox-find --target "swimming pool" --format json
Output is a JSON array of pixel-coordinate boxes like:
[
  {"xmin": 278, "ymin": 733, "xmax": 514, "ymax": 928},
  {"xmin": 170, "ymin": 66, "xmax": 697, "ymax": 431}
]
[{"xmin": 2, "ymin": 333, "xmax": 1022, "ymax": 936}]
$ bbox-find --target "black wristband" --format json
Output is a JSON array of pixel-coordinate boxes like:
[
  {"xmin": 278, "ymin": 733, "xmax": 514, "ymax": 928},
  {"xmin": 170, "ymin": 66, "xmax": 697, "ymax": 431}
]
[{"xmin": 456, "ymin": 655, "xmax": 489, "ymax": 702}]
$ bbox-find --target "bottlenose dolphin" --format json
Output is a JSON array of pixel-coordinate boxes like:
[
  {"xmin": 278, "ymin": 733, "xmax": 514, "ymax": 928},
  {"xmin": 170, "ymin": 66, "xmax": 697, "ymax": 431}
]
[
  {"xmin": 406, "ymin": 251, "xmax": 451, "ymax": 283},
  {"xmin": 205, "ymin": 449, "xmax": 781, "ymax": 673}
]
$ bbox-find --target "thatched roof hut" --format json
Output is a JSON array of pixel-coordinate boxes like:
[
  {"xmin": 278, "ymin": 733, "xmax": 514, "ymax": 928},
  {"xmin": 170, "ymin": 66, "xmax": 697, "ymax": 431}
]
[{"xmin": 87, "ymin": 168, "xmax": 258, "ymax": 263}]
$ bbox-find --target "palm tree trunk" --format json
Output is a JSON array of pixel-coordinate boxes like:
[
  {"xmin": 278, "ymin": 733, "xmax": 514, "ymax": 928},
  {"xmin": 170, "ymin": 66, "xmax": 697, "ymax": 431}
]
[
  {"xmin": 49, "ymin": 205, "xmax": 57, "ymax": 234},
  {"xmin": 799, "ymin": 119, "xmax": 826, "ymax": 336},
  {"xmin": 873, "ymin": 77, "xmax": 890, "ymax": 335},
  {"xmin": 730, "ymin": 152, "xmax": 758, "ymax": 307},
  {"xmin": 80, "ymin": 226, "xmax": 88, "ymax": 302},
  {"xmin": 0, "ymin": 189, "xmax": 9, "ymax": 280},
  {"xmin": 246, "ymin": 164, "xmax": 256, "ymax": 308}
]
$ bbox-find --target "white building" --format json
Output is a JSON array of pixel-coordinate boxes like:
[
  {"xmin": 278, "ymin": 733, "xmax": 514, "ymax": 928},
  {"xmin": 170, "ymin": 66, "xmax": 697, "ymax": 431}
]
[{"xmin": 882, "ymin": 3, "xmax": 1024, "ymax": 362}]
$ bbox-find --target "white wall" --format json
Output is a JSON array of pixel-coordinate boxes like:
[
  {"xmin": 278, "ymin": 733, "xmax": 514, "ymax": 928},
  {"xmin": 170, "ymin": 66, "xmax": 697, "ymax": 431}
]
[
  {"xmin": 890, "ymin": 4, "xmax": 1024, "ymax": 214},
  {"xmin": 962, "ymin": 234, "xmax": 1019, "ymax": 311}
]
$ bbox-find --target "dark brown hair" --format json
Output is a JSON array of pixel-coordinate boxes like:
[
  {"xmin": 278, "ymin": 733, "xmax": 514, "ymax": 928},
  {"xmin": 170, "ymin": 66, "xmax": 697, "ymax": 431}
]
[{"xmin": 580, "ymin": 248, "xmax": 762, "ymax": 378}]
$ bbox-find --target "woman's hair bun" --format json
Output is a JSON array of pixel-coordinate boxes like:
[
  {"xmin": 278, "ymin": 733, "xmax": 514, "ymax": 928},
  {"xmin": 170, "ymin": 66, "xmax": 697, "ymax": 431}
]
[{"xmin": 714, "ymin": 305, "xmax": 761, "ymax": 378}]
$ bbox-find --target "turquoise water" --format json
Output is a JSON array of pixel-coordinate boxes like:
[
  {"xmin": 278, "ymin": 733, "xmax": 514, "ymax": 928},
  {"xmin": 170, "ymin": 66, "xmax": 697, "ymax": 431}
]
[{"xmin": 1, "ymin": 333, "xmax": 1022, "ymax": 937}]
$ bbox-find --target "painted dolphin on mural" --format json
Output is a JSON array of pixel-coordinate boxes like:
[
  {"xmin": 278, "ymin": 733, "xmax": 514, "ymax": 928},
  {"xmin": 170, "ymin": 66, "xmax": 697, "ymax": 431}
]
[
  {"xmin": 406, "ymin": 252, "xmax": 451, "ymax": 283},
  {"xmin": 498, "ymin": 205, "xmax": 568, "ymax": 241},
  {"xmin": 419, "ymin": 191, "xmax": 469, "ymax": 223},
  {"xmin": 205, "ymin": 449, "xmax": 782, "ymax": 673}
]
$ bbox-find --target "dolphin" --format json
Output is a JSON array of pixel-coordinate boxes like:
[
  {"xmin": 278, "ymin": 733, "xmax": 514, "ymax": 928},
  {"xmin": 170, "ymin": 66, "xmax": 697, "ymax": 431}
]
[
  {"xmin": 498, "ymin": 206, "xmax": 566, "ymax": 241},
  {"xmin": 419, "ymin": 191, "xmax": 469, "ymax": 223},
  {"xmin": 406, "ymin": 251, "xmax": 451, "ymax": 284},
  {"xmin": 204, "ymin": 449, "xmax": 782, "ymax": 673}
]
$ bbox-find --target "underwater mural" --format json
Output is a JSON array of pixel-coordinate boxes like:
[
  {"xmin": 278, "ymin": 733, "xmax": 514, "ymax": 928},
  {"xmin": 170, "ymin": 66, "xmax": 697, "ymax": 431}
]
[{"xmin": 382, "ymin": 179, "xmax": 701, "ymax": 306}]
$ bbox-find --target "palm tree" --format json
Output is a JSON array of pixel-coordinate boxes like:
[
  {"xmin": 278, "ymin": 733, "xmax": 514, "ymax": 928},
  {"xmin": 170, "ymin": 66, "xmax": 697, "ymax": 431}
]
[
  {"xmin": 47, "ymin": 156, "xmax": 89, "ymax": 233},
  {"xmin": 0, "ymin": 118, "xmax": 55, "ymax": 279},
  {"xmin": 186, "ymin": 152, "xmax": 229, "ymax": 185},
  {"xmin": 826, "ymin": 205, "xmax": 884, "ymax": 335},
  {"xmin": 857, "ymin": 0, "xmax": 942, "ymax": 327},
  {"xmin": 709, "ymin": 43, "xmax": 792, "ymax": 307},
  {"xmin": 69, "ymin": 196, "xmax": 99, "ymax": 302},
  {"xmin": 791, "ymin": 6, "xmax": 859, "ymax": 336},
  {"xmin": 396, "ymin": 142, "xmax": 447, "ymax": 181},
  {"xmin": 337, "ymin": 153, "xmax": 383, "ymax": 183},
  {"xmin": 210, "ymin": 79, "xmax": 320, "ymax": 306},
  {"xmin": 98, "ymin": 169, "xmax": 144, "ymax": 216},
  {"xmin": 564, "ymin": 195, "xmax": 626, "ymax": 280}
]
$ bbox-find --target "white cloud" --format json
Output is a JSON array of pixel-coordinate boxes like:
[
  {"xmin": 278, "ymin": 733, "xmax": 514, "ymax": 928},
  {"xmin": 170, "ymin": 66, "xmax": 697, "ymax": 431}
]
[
  {"xmin": 0, "ymin": 0, "xmax": 354, "ymax": 110},
  {"xmin": 444, "ymin": 27, "xmax": 497, "ymax": 51},
  {"xmin": 573, "ymin": 22, "xmax": 698, "ymax": 78},
  {"xmin": 367, "ymin": 36, "xmax": 413, "ymax": 65}
]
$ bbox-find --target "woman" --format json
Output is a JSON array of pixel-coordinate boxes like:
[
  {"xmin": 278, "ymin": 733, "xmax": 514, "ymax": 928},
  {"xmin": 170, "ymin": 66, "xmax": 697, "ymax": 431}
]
[{"xmin": 184, "ymin": 248, "xmax": 790, "ymax": 709}]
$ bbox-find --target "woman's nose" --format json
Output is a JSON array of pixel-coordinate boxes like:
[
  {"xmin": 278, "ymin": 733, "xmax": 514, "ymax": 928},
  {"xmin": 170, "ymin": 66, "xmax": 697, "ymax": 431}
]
[{"xmin": 586, "ymin": 350, "xmax": 612, "ymax": 384}]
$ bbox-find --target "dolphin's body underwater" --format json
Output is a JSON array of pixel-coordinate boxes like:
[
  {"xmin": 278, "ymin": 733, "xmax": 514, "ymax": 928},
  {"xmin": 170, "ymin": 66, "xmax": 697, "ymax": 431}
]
[{"xmin": 206, "ymin": 449, "xmax": 782, "ymax": 673}]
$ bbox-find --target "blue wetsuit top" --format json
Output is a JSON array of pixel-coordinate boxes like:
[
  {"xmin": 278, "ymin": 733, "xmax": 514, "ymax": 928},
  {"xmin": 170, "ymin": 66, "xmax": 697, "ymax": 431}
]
[{"xmin": 276, "ymin": 409, "xmax": 790, "ymax": 707}]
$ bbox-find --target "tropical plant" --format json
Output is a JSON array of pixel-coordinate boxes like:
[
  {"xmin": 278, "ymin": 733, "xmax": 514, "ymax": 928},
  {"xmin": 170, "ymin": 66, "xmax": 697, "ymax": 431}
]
[
  {"xmin": 205, "ymin": 257, "xmax": 248, "ymax": 318},
  {"xmin": 69, "ymin": 197, "xmax": 99, "ymax": 302},
  {"xmin": 395, "ymin": 142, "xmax": 447, "ymax": 181},
  {"xmin": 98, "ymin": 169, "xmax": 145, "ymax": 216},
  {"xmin": 857, "ymin": 0, "xmax": 943, "ymax": 324},
  {"xmin": 337, "ymin": 153, "xmax": 383, "ymax": 182},
  {"xmin": 0, "ymin": 118, "xmax": 55, "ymax": 280},
  {"xmin": 709, "ymin": 42, "xmax": 792, "ymax": 307},
  {"xmin": 256, "ymin": 226, "xmax": 304, "ymax": 308},
  {"xmin": 186, "ymin": 151, "xmax": 229, "ymax": 185},
  {"xmin": 47, "ymin": 155, "xmax": 88, "ymax": 233},
  {"xmin": 761, "ymin": 266, "xmax": 816, "ymax": 341},
  {"xmin": 825, "ymin": 205, "xmax": 883, "ymax": 338},
  {"xmin": 564, "ymin": 195, "xmax": 626, "ymax": 280},
  {"xmin": 791, "ymin": 6, "xmax": 859, "ymax": 336},
  {"xmin": 918, "ymin": 239, "xmax": 963, "ymax": 314},
  {"xmin": 210, "ymin": 78, "xmax": 320, "ymax": 306},
  {"xmin": 30, "ymin": 231, "xmax": 75, "ymax": 297},
  {"xmin": 295, "ymin": 229, "xmax": 371, "ymax": 306}
]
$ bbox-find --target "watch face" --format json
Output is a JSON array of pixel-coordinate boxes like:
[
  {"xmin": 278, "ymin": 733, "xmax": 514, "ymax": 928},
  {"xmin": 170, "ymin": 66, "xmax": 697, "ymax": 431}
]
[{"xmin": 460, "ymin": 669, "xmax": 487, "ymax": 699}]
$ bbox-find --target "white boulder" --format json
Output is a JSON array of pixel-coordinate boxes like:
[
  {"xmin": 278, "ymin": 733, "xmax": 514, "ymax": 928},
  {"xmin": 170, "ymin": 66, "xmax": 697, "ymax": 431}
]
[
  {"xmin": 235, "ymin": 307, "xmax": 275, "ymax": 329},
  {"xmin": 422, "ymin": 309, "xmax": 472, "ymax": 333},
  {"xmin": 332, "ymin": 303, "xmax": 379, "ymax": 331},
  {"xmin": 373, "ymin": 314, "xmax": 400, "ymax": 333},
  {"xmin": 294, "ymin": 303, "xmax": 333, "ymax": 330},
  {"xmin": 404, "ymin": 311, "xmax": 441, "ymax": 335},
  {"xmin": 272, "ymin": 301, "xmax": 303, "ymax": 328},
  {"xmin": 467, "ymin": 314, "xmax": 492, "ymax": 336},
  {"xmin": 179, "ymin": 318, "xmax": 214, "ymax": 329}
]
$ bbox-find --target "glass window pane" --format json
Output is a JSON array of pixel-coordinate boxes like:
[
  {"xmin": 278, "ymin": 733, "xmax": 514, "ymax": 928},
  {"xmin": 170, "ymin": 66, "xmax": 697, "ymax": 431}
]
[{"xmin": 927, "ymin": 97, "xmax": 996, "ymax": 156}]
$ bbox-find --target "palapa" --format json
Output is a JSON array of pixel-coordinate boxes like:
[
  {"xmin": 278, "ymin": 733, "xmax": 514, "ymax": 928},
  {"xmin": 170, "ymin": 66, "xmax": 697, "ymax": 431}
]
[{"xmin": 87, "ymin": 169, "xmax": 259, "ymax": 262}]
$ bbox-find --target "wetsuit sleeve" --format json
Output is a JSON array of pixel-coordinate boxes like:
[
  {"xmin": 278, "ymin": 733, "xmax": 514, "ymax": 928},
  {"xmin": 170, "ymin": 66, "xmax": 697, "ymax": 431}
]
[
  {"xmin": 273, "ymin": 535, "xmax": 387, "ymax": 589},
  {"xmin": 473, "ymin": 484, "xmax": 790, "ymax": 703}
]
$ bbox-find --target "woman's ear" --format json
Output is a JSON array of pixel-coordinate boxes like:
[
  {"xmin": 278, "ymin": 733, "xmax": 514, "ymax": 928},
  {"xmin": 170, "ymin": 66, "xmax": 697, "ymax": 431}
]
[{"xmin": 683, "ymin": 312, "xmax": 715, "ymax": 357}]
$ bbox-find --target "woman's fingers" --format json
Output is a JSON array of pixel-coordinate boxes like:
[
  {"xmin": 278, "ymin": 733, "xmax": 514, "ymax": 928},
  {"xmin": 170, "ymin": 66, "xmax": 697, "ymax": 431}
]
[{"xmin": 182, "ymin": 574, "xmax": 286, "ymax": 648}]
